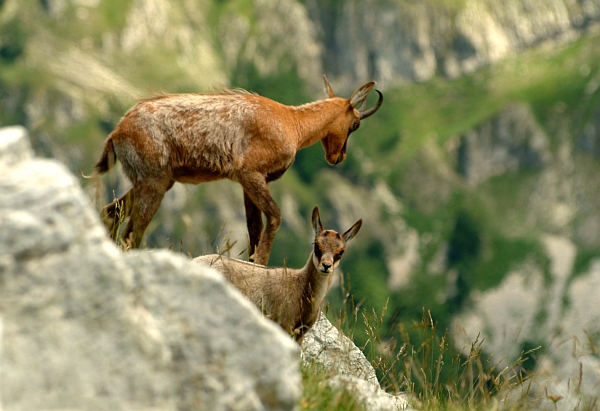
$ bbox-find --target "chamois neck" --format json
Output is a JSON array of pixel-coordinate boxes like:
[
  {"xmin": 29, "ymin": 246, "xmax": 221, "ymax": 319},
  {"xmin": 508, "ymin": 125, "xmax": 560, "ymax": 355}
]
[
  {"xmin": 300, "ymin": 251, "xmax": 331, "ymax": 306},
  {"xmin": 291, "ymin": 99, "xmax": 345, "ymax": 150},
  {"xmin": 303, "ymin": 251, "xmax": 319, "ymax": 277}
]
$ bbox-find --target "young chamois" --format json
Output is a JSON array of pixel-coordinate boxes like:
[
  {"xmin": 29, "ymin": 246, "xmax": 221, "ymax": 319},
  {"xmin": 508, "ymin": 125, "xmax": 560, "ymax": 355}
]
[
  {"xmin": 93, "ymin": 76, "xmax": 381, "ymax": 264},
  {"xmin": 194, "ymin": 206, "xmax": 362, "ymax": 342}
]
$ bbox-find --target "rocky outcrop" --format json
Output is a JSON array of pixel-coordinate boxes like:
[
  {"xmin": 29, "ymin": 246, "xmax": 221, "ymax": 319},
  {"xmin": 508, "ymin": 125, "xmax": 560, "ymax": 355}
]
[
  {"xmin": 307, "ymin": 0, "xmax": 600, "ymax": 89},
  {"xmin": 449, "ymin": 100, "xmax": 600, "ymax": 246},
  {"xmin": 31, "ymin": 0, "xmax": 600, "ymax": 94},
  {"xmin": 218, "ymin": 0, "xmax": 324, "ymax": 94},
  {"xmin": 30, "ymin": 0, "xmax": 600, "ymax": 111},
  {"xmin": 457, "ymin": 103, "xmax": 552, "ymax": 186},
  {"xmin": 302, "ymin": 313, "xmax": 411, "ymax": 411},
  {"xmin": 302, "ymin": 313, "xmax": 380, "ymax": 386},
  {"xmin": 452, "ymin": 234, "xmax": 600, "ymax": 408},
  {"xmin": 0, "ymin": 126, "xmax": 300, "ymax": 410}
]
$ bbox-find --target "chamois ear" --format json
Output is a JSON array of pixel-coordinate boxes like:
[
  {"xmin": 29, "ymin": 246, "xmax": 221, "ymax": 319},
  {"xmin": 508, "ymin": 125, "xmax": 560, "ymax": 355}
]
[
  {"xmin": 312, "ymin": 206, "xmax": 324, "ymax": 236},
  {"xmin": 342, "ymin": 219, "xmax": 362, "ymax": 243},
  {"xmin": 349, "ymin": 82, "xmax": 375, "ymax": 109},
  {"xmin": 323, "ymin": 75, "xmax": 336, "ymax": 98}
]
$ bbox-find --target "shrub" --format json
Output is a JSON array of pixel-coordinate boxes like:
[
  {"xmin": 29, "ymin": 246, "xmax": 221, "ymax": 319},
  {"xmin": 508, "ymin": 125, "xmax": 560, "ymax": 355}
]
[{"xmin": 0, "ymin": 19, "xmax": 27, "ymax": 63}]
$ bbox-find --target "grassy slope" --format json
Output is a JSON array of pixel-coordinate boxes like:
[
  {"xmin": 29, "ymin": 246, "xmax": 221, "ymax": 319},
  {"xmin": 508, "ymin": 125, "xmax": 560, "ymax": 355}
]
[{"xmin": 317, "ymin": 32, "xmax": 600, "ymax": 403}]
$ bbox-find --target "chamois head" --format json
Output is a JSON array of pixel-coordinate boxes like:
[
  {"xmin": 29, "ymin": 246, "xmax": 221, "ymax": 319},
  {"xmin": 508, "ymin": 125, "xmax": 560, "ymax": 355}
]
[
  {"xmin": 321, "ymin": 75, "xmax": 383, "ymax": 165},
  {"xmin": 311, "ymin": 206, "xmax": 362, "ymax": 274}
]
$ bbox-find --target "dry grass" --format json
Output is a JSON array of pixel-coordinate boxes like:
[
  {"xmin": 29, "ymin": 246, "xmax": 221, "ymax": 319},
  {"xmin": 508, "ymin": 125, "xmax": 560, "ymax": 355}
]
[{"xmin": 306, "ymin": 299, "xmax": 600, "ymax": 411}]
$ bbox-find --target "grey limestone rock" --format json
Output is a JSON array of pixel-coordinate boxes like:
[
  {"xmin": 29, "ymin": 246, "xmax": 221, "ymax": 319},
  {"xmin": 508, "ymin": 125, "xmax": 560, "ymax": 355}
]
[
  {"xmin": 457, "ymin": 103, "xmax": 551, "ymax": 186},
  {"xmin": 0, "ymin": 126, "xmax": 301, "ymax": 411},
  {"xmin": 302, "ymin": 312, "xmax": 411, "ymax": 410}
]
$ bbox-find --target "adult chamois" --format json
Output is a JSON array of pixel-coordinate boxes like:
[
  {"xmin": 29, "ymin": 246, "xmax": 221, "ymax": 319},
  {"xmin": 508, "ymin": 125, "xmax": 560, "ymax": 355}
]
[
  {"xmin": 195, "ymin": 206, "xmax": 362, "ymax": 342},
  {"xmin": 94, "ymin": 75, "xmax": 381, "ymax": 264}
]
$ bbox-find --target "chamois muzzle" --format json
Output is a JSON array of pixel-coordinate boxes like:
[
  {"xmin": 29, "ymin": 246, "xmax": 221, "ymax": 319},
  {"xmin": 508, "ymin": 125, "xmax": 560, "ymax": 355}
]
[
  {"xmin": 334, "ymin": 153, "xmax": 345, "ymax": 165},
  {"xmin": 320, "ymin": 262, "xmax": 332, "ymax": 273},
  {"xmin": 330, "ymin": 140, "xmax": 348, "ymax": 165},
  {"xmin": 358, "ymin": 90, "xmax": 383, "ymax": 120}
]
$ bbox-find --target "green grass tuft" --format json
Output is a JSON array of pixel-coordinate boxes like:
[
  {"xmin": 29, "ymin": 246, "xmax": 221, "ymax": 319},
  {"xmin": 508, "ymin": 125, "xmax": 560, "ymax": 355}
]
[{"xmin": 301, "ymin": 362, "xmax": 367, "ymax": 411}]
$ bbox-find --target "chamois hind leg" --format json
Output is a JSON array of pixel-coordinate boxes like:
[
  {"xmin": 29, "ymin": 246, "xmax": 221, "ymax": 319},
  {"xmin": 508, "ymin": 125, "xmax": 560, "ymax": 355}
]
[
  {"xmin": 238, "ymin": 172, "xmax": 281, "ymax": 266},
  {"xmin": 100, "ymin": 189, "xmax": 134, "ymax": 240},
  {"xmin": 120, "ymin": 179, "xmax": 173, "ymax": 249},
  {"xmin": 243, "ymin": 190, "xmax": 263, "ymax": 262}
]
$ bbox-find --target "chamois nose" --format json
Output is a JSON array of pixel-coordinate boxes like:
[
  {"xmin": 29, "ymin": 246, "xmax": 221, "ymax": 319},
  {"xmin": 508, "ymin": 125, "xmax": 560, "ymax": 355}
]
[{"xmin": 321, "ymin": 262, "xmax": 332, "ymax": 272}]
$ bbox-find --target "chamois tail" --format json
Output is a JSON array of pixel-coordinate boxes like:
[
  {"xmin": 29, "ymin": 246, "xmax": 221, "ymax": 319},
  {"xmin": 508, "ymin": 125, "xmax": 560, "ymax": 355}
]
[{"xmin": 94, "ymin": 137, "xmax": 117, "ymax": 174}]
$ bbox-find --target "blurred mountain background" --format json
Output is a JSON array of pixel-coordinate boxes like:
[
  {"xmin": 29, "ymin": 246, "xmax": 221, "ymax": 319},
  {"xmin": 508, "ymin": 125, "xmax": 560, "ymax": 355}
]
[{"xmin": 2, "ymin": 0, "xmax": 600, "ymax": 397}]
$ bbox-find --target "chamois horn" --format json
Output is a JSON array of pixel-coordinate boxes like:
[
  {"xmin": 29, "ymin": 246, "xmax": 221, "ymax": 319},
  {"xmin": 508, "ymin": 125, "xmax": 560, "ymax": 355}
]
[{"xmin": 358, "ymin": 90, "xmax": 383, "ymax": 120}]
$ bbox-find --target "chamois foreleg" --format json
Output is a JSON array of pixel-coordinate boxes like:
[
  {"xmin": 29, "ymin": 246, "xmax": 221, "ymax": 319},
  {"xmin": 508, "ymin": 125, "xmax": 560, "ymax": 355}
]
[
  {"xmin": 238, "ymin": 173, "xmax": 281, "ymax": 265},
  {"xmin": 100, "ymin": 189, "xmax": 134, "ymax": 240},
  {"xmin": 120, "ymin": 179, "xmax": 174, "ymax": 249},
  {"xmin": 243, "ymin": 190, "xmax": 263, "ymax": 262}
]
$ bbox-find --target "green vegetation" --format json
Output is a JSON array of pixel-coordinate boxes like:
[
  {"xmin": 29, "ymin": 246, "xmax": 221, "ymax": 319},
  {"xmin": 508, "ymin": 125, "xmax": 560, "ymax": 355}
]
[
  {"xmin": 0, "ymin": 19, "xmax": 27, "ymax": 63},
  {"xmin": 303, "ymin": 303, "xmax": 596, "ymax": 411},
  {"xmin": 353, "ymin": 33, "xmax": 600, "ymax": 179},
  {"xmin": 2, "ymin": 1, "xmax": 600, "ymax": 408},
  {"xmin": 301, "ymin": 362, "xmax": 365, "ymax": 411},
  {"xmin": 231, "ymin": 61, "xmax": 314, "ymax": 106}
]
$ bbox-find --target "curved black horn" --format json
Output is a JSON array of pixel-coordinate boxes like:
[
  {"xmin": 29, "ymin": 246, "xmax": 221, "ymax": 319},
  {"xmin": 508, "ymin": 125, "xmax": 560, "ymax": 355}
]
[{"xmin": 358, "ymin": 90, "xmax": 383, "ymax": 120}]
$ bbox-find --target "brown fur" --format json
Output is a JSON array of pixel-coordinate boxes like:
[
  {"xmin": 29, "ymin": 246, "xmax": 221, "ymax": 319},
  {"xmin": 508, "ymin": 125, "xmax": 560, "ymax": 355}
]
[
  {"xmin": 94, "ymin": 76, "xmax": 381, "ymax": 263},
  {"xmin": 194, "ymin": 206, "xmax": 362, "ymax": 342}
]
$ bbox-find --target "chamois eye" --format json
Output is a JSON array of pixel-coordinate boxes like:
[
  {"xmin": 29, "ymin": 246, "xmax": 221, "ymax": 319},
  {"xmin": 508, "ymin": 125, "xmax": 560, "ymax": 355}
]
[
  {"xmin": 351, "ymin": 121, "xmax": 360, "ymax": 131},
  {"xmin": 313, "ymin": 243, "xmax": 322, "ymax": 258}
]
